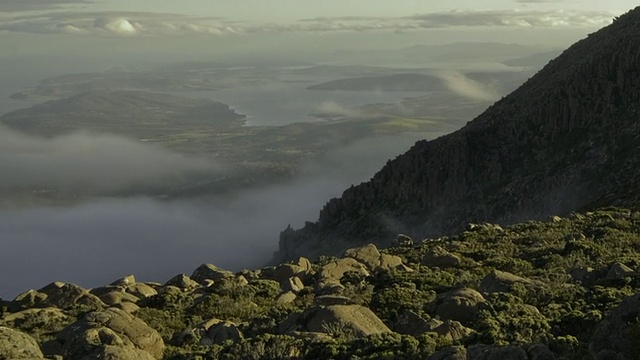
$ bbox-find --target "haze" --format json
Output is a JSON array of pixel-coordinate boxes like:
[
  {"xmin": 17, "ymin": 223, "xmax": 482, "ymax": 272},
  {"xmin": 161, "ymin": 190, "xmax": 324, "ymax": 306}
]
[{"xmin": 0, "ymin": 0, "xmax": 631, "ymax": 298}]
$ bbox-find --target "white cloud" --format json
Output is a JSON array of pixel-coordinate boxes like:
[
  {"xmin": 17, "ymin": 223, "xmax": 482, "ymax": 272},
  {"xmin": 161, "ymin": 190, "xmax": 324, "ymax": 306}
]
[{"xmin": 0, "ymin": 9, "xmax": 616, "ymax": 37}]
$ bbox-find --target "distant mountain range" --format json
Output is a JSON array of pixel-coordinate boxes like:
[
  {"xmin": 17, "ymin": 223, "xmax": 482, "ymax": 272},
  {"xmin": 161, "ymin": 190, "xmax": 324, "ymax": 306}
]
[{"xmin": 276, "ymin": 7, "xmax": 640, "ymax": 261}]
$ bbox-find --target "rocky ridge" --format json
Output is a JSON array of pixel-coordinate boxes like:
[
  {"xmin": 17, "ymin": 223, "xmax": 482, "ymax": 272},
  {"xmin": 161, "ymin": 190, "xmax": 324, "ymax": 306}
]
[
  {"xmin": 275, "ymin": 7, "xmax": 640, "ymax": 261},
  {"xmin": 3, "ymin": 208, "xmax": 640, "ymax": 359}
]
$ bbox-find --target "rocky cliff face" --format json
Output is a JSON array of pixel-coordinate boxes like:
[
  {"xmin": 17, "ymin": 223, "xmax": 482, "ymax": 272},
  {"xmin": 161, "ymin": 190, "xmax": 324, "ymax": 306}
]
[{"xmin": 276, "ymin": 7, "xmax": 640, "ymax": 261}]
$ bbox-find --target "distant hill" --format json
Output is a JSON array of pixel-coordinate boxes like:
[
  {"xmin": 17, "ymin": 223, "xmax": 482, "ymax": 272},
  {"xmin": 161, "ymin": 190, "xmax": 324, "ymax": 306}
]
[
  {"xmin": 307, "ymin": 73, "xmax": 444, "ymax": 92},
  {"xmin": 0, "ymin": 90, "xmax": 245, "ymax": 138},
  {"xmin": 276, "ymin": 8, "xmax": 640, "ymax": 261},
  {"xmin": 502, "ymin": 50, "xmax": 563, "ymax": 68}
]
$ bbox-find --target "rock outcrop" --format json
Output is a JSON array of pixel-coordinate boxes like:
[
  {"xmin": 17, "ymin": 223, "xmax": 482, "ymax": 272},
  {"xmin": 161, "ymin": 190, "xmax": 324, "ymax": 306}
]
[
  {"xmin": 57, "ymin": 307, "xmax": 164, "ymax": 359},
  {"xmin": 275, "ymin": 7, "xmax": 640, "ymax": 262},
  {"xmin": 0, "ymin": 326, "xmax": 45, "ymax": 359}
]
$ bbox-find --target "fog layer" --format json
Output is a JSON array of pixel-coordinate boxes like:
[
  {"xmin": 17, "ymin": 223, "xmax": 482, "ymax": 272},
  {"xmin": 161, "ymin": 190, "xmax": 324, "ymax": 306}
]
[{"xmin": 0, "ymin": 133, "xmax": 422, "ymax": 298}]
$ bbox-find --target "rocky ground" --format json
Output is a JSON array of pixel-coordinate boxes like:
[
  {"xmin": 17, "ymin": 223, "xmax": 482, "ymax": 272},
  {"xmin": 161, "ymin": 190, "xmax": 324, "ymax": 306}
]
[{"xmin": 2, "ymin": 207, "xmax": 640, "ymax": 359}]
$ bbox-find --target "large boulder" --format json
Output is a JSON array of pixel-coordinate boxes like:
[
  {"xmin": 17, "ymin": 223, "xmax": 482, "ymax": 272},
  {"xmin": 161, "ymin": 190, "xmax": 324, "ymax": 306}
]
[
  {"xmin": 57, "ymin": 307, "xmax": 164, "ymax": 359},
  {"xmin": 11, "ymin": 282, "xmax": 105, "ymax": 311},
  {"xmin": 479, "ymin": 270, "xmax": 544, "ymax": 294},
  {"xmin": 422, "ymin": 246, "xmax": 461, "ymax": 269},
  {"xmin": 197, "ymin": 319, "xmax": 243, "ymax": 345},
  {"xmin": 589, "ymin": 292, "xmax": 640, "ymax": 359},
  {"xmin": 279, "ymin": 305, "xmax": 391, "ymax": 338},
  {"xmin": 431, "ymin": 288, "xmax": 489, "ymax": 325},
  {"xmin": 191, "ymin": 264, "xmax": 234, "ymax": 285},
  {"xmin": 430, "ymin": 346, "xmax": 467, "ymax": 360},
  {"xmin": 164, "ymin": 274, "xmax": 199, "ymax": 290},
  {"xmin": 343, "ymin": 243, "xmax": 412, "ymax": 272},
  {"xmin": 75, "ymin": 344, "xmax": 156, "ymax": 360},
  {"xmin": 318, "ymin": 258, "xmax": 369, "ymax": 285},
  {"xmin": 273, "ymin": 257, "xmax": 313, "ymax": 283},
  {"xmin": 0, "ymin": 326, "xmax": 44, "ymax": 359}
]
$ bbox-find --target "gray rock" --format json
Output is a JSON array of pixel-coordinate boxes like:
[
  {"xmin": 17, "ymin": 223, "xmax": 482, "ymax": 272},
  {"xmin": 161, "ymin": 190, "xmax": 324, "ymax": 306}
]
[
  {"xmin": 432, "ymin": 288, "xmax": 488, "ymax": 324},
  {"xmin": 343, "ymin": 243, "xmax": 412, "ymax": 272},
  {"xmin": 280, "ymin": 277, "xmax": 304, "ymax": 294},
  {"xmin": 606, "ymin": 262, "xmax": 636, "ymax": 280},
  {"xmin": 276, "ymin": 292, "xmax": 297, "ymax": 304},
  {"xmin": 77, "ymin": 344, "xmax": 156, "ymax": 360},
  {"xmin": 165, "ymin": 274, "xmax": 199, "ymax": 289},
  {"xmin": 431, "ymin": 320, "xmax": 473, "ymax": 341},
  {"xmin": 318, "ymin": 258, "xmax": 369, "ymax": 284},
  {"xmin": 394, "ymin": 310, "xmax": 435, "ymax": 336},
  {"xmin": 394, "ymin": 234, "xmax": 414, "ymax": 247},
  {"xmin": 280, "ymin": 304, "xmax": 391, "ymax": 338},
  {"xmin": 479, "ymin": 270, "xmax": 544, "ymax": 294},
  {"xmin": 191, "ymin": 264, "xmax": 234, "ymax": 285},
  {"xmin": 0, "ymin": 326, "xmax": 45, "ymax": 359},
  {"xmin": 589, "ymin": 292, "xmax": 640, "ymax": 359},
  {"xmin": 99, "ymin": 291, "xmax": 139, "ymax": 306},
  {"xmin": 11, "ymin": 282, "xmax": 105, "ymax": 311},
  {"xmin": 110, "ymin": 275, "xmax": 136, "ymax": 287},
  {"xmin": 273, "ymin": 257, "xmax": 313, "ymax": 283},
  {"xmin": 430, "ymin": 346, "xmax": 467, "ymax": 360},
  {"xmin": 198, "ymin": 319, "xmax": 243, "ymax": 345},
  {"xmin": 422, "ymin": 246, "xmax": 461, "ymax": 269},
  {"xmin": 58, "ymin": 307, "xmax": 164, "ymax": 359}
]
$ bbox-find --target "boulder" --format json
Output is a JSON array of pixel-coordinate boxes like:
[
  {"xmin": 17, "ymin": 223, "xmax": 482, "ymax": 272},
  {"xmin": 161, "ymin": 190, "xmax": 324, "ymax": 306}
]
[
  {"xmin": 431, "ymin": 320, "xmax": 473, "ymax": 341},
  {"xmin": 99, "ymin": 291, "xmax": 139, "ymax": 306},
  {"xmin": 110, "ymin": 275, "xmax": 136, "ymax": 287},
  {"xmin": 11, "ymin": 282, "xmax": 105, "ymax": 311},
  {"xmin": 1, "ymin": 307, "xmax": 69, "ymax": 329},
  {"xmin": 422, "ymin": 246, "xmax": 461, "ymax": 269},
  {"xmin": 280, "ymin": 305, "xmax": 391, "ymax": 337},
  {"xmin": 58, "ymin": 307, "xmax": 164, "ymax": 359},
  {"xmin": 395, "ymin": 310, "xmax": 437, "ymax": 336},
  {"xmin": 125, "ymin": 283, "xmax": 158, "ymax": 299},
  {"xmin": 281, "ymin": 277, "xmax": 305, "ymax": 293},
  {"xmin": 0, "ymin": 326, "xmax": 45, "ymax": 359},
  {"xmin": 432, "ymin": 288, "xmax": 489, "ymax": 325},
  {"xmin": 589, "ymin": 292, "xmax": 640, "ymax": 359},
  {"xmin": 430, "ymin": 346, "xmax": 467, "ymax": 360},
  {"xmin": 165, "ymin": 274, "xmax": 199, "ymax": 289},
  {"xmin": 606, "ymin": 262, "xmax": 636, "ymax": 280},
  {"xmin": 479, "ymin": 270, "xmax": 543, "ymax": 294},
  {"xmin": 276, "ymin": 292, "xmax": 297, "ymax": 304},
  {"xmin": 191, "ymin": 264, "xmax": 234, "ymax": 285},
  {"xmin": 198, "ymin": 319, "xmax": 243, "ymax": 345},
  {"xmin": 394, "ymin": 234, "xmax": 414, "ymax": 247},
  {"xmin": 75, "ymin": 344, "xmax": 156, "ymax": 360},
  {"xmin": 314, "ymin": 295, "xmax": 353, "ymax": 306},
  {"xmin": 273, "ymin": 257, "xmax": 313, "ymax": 283},
  {"xmin": 343, "ymin": 243, "xmax": 412, "ymax": 272},
  {"xmin": 318, "ymin": 258, "xmax": 369, "ymax": 285}
]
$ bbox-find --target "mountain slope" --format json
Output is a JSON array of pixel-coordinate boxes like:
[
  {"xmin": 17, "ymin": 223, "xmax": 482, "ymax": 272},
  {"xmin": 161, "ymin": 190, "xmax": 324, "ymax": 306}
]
[{"xmin": 276, "ymin": 8, "xmax": 640, "ymax": 261}]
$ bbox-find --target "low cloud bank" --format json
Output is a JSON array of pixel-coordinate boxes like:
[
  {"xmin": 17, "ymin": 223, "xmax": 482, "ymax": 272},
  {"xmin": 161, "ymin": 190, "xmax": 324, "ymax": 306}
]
[
  {"xmin": 0, "ymin": 134, "xmax": 422, "ymax": 299},
  {"xmin": 0, "ymin": 126, "xmax": 219, "ymax": 193}
]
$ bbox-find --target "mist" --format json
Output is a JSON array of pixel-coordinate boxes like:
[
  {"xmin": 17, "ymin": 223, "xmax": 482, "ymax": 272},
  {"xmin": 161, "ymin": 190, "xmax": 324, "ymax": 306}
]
[
  {"xmin": 0, "ymin": 133, "xmax": 422, "ymax": 299},
  {"xmin": 0, "ymin": 126, "xmax": 219, "ymax": 195},
  {"xmin": 435, "ymin": 70, "xmax": 501, "ymax": 101}
]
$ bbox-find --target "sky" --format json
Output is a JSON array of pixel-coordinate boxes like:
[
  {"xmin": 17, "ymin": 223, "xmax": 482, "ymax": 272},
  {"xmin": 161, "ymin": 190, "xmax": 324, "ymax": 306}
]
[{"xmin": 0, "ymin": 0, "xmax": 634, "ymax": 38}]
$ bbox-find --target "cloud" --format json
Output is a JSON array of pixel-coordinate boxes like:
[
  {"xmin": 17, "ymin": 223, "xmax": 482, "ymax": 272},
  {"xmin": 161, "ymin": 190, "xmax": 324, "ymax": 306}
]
[
  {"xmin": 0, "ymin": 0, "xmax": 92, "ymax": 13},
  {"xmin": 0, "ymin": 126, "xmax": 220, "ymax": 194},
  {"xmin": 405, "ymin": 9, "xmax": 614, "ymax": 28},
  {"xmin": 0, "ymin": 8, "xmax": 616, "ymax": 37},
  {"xmin": 435, "ymin": 71, "xmax": 501, "ymax": 101},
  {"xmin": 0, "ymin": 134, "xmax": 422, "ymax": 298}
]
